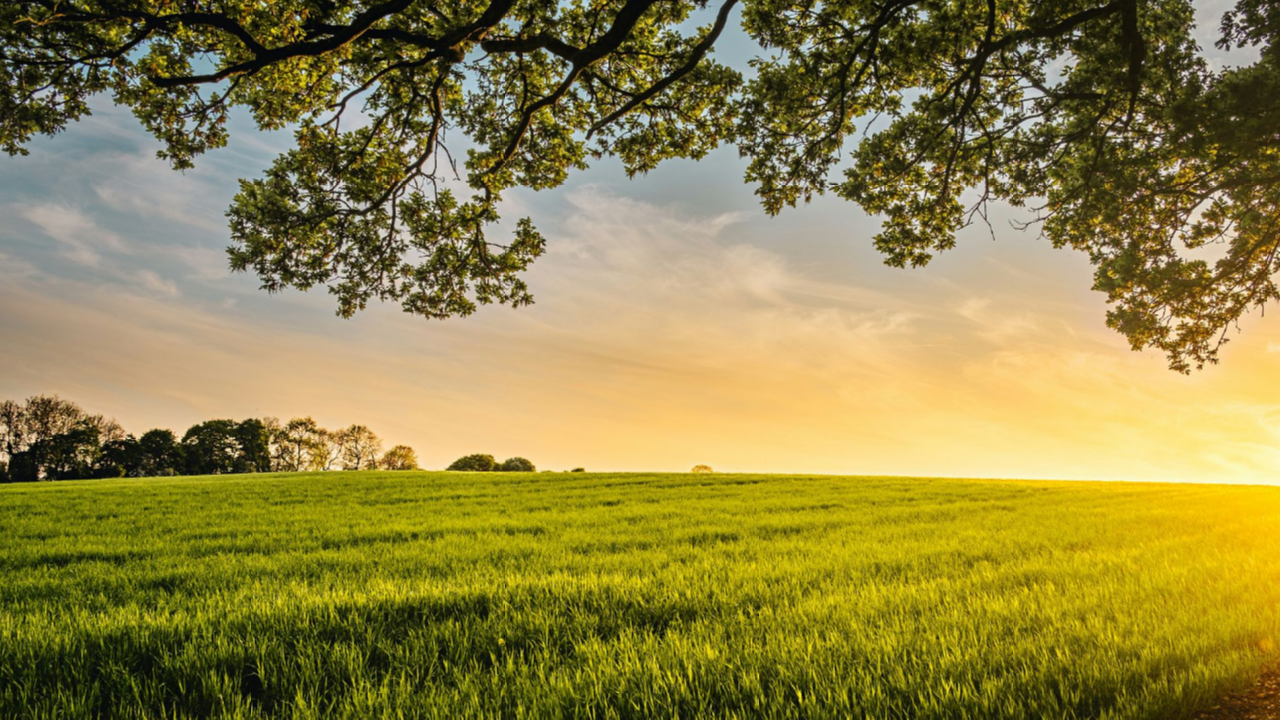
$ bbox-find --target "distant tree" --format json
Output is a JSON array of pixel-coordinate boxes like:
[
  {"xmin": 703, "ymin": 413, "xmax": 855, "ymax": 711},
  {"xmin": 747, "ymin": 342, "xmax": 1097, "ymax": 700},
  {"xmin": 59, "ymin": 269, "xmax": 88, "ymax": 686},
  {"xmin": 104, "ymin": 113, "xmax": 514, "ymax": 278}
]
[
  {"xmin": 262, "ymin": 417, "xmax": 286, "ymax": 471},
  {"xmin": 277, "ymin": 417, "xmax": 326, "ymax": 472},
  {"xmin": 4, "ymin": 423, "xmax": 99, "ymax": 481},
  {"xmin": 35, "ymin": 422, "xmax": 102, "ymax": 480},
  {"xmin": 232, "ymin": 419, "xmax": 273, "ymax": 473},
  {"xmin": 381, "ymin": 445, "xmax": 419, "ymax": 471},
  {"xmin": 571, "ymin": 468, "xmax": 586, "ymax": 473},
  {"xmin": 137, "ymin": 429, "xmax": 184, "ymax": 477},
  {"xmin": 0, "ymin": 396, "xmax": 402, "ymax": 480},
  {"xmin": 340, "ymin": 425, "xmax": 383, "ymax": 471},
  {"xmin": 22, "ymin": 395, "xmax": 86, "ymax": 446},
  {"xmin": 448, "ymin": 454, "xmax": 496, "ymax": 472},
  {"xmin": 7, "ymin": 451, "xmax": 38, "ymax": 483},
  {"xmin": 182, "ymin": 420, "xmax": 241, "ymax": 475},
  {"xmin": 98, "ymin": 436, "xmax": 142, "ymax": 478},
  {"xmin": 84, "ymin": 414, "xmax": 126, "ymax": 445},
  {"xmin": 691, "ymin": 465, "xmax": 714, "ymax": 473},
  {"xmin": 497, "ymin": 457, "xmax": 536, "ymax": 472},
  {"xmin": 316, "ymin": 427, "xmax": 347, "ymax": 471},
  {"xmin": 0, "ymin": 399, "xmax": 27, "ymax": 464},
  {"xmin": 0, "ymin": 395, "xmax": 117, "ymax": 468}
]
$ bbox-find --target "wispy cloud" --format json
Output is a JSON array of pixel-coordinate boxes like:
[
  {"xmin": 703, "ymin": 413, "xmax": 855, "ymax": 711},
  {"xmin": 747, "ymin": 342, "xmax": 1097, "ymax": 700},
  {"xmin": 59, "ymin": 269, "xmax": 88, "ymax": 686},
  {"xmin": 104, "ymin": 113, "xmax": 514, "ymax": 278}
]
[
  {"xmin": 92, "ymin": 152, "xmax": 229, "ymax": 233},
  {"xmin": 21, "ymin": 203, "xmax": 128, "ymax": 267},
  {"xmin": 0, "ymin": 251, "xmax": 40, "ymax": 280},
  {"xmin": 135, "ymin": 269, "xmax": 180, "ymax": 298}
]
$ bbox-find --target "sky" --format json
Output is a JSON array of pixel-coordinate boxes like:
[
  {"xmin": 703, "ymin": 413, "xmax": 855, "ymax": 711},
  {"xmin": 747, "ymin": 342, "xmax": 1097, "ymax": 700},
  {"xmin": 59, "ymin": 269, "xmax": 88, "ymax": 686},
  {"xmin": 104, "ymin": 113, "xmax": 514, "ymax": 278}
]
[{"xmin": 2, "ymin": 2, "xmax": 1278, "ymax": 484}]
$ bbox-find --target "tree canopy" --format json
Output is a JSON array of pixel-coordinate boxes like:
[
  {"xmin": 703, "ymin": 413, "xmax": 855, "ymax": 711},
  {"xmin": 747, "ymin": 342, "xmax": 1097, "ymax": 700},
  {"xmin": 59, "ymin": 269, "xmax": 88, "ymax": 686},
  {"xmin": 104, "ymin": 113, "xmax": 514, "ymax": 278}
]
[{"xmin": 3, "ymin": 0, "xmax": 1278, "ymax": 370}]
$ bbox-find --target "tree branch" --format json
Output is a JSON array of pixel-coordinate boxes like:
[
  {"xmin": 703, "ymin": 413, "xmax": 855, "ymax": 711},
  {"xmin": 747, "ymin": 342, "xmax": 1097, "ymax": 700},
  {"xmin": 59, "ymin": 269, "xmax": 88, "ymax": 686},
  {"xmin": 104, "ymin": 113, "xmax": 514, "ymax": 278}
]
[{"xmin": 586, "ymin": 0, "xmax": 739, "ymax": 137}]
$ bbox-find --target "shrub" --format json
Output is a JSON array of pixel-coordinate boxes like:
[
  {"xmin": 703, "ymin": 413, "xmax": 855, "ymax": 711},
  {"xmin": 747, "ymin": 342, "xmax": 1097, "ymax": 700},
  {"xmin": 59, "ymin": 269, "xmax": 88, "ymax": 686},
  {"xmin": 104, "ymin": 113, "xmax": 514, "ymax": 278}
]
[
  {"xmin": 570, "ymin": 467, "xmax": 585, "ymax": 473},
  {"xmin": 498, "ymin": 457, "xmax": 535, "ymax": 472},
  {"xmin": 448, "ymin": 454, "xmax": 496, "ymax": 472},
  {"xmin": 692, "ymin": 465, "xmax": 714, "ymax": 473}
]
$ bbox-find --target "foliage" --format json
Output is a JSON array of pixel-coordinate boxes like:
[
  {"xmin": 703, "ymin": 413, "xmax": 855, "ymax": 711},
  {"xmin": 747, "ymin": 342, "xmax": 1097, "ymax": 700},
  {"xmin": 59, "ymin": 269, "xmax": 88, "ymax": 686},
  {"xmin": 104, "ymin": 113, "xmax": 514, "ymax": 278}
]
[
  {"xmin": 691, "ymin": 464, "xmax": 714, "ymax": 473},
  {"xmin": 339, "ymin": 424, "xmax": 383, "ymax": 471},
  {"xmin": 5, "ymin": 451, "xmax": 39, "ymax": 483},
  {"xmin": 137, "ymin": 429, "xmax": 184, "ymax": 477},
  {"xmin": 0, "ymin": 395, "xmax": 405, "ymax": 481},
  {"xmin": 2, "ymin": 473, "xmax": 1280, "ymax": 717},
  {"xmin": 97, "ymin": 436, "xmax": 140, "ymax": 479},
  {"xmin": 497, "ymin": 456, "xmax": 536, "ymax": 472},
  {"xmin": 45, "ymin": 424, "xmax": 104, "ymax": 480},
  {"xmin": 447, "ymin": 453, "xmax": 496, "ymax": 472},
  {"xmin": 0, "ymin": 401, "xmax": 23, "ymax": 462},
  {"xmin": 0, "ymin": 395, "xmax": 119, "ymax": 471},
  {"xmin": 316, "ymin": 427, "xmax": 347, "ymax": 471},
  {"xmin": 275, "ymin": 417, "xmax": 328, "ymax": 472},
  {"xmin": 380, "ymin": 444, "xmax": 419, "ymax": 471},
  {"xmin": 97, "ymin": 430, "xmax": 187, "ymax": 478},
  {"xmin": 571, "ymin": 467, "xmax": 586, "ymax": 473},
  {"xmin": 181, "ymin": 420, "xmax": 243, "ymax": 475},
  {"xmin": 11, "ymin": 396, "xmax": 85, "ymax": 450},
  {"xmin": 232, "ymin": 419, "xmax": 273, "ymax": 473},
  {"xmin": 4, "ymin": 0, "xmax": 1280, "ymax": 370},
  {"xmin": 9, "ymin": 422, "xmax": 105, "ymax": 481}
]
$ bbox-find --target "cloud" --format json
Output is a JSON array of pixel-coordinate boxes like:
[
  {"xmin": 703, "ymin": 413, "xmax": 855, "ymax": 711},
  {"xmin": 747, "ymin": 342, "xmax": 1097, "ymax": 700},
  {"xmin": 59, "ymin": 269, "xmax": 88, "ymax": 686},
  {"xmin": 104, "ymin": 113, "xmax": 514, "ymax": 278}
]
[
  {"xmin": 0, "ymin": 251, "xmax": 40, "ymax": 280},
  {"xmin": 163, "ymin": 245, "xmax": 231, "ymax": 281},
  {"xmin": 136, "ymin": 269, "xmax": 180, "ymax": 298},
  {"xmin": 503, "ymin": 188, "xmax": 930, "ymax": 391},
  {"xmin": 21, "ymin": 203, "xmax": 128, "ymax": 267},
  {"xmin": 92, "ymin": 151, "xmax": 229, "ymax": 233},
  {"xmin": 542, "ymin": 187, "xmax": 916, "ymax": 327}
]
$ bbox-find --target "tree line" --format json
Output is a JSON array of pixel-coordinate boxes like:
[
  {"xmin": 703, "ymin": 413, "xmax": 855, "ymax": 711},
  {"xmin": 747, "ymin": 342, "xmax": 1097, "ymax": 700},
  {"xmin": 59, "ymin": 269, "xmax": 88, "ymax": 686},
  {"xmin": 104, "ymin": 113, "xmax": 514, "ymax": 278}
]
[{"xmin": 0, "ymin": 395, "xmax": 418, "ymax": 483}]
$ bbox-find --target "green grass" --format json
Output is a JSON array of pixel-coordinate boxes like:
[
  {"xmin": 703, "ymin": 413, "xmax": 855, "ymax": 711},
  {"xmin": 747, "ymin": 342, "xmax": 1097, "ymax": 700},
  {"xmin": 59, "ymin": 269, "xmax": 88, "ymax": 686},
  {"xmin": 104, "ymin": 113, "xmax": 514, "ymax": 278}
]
[{"xmin": 2, "ymin": 472, "xmax": 1280, "ymax": 719}]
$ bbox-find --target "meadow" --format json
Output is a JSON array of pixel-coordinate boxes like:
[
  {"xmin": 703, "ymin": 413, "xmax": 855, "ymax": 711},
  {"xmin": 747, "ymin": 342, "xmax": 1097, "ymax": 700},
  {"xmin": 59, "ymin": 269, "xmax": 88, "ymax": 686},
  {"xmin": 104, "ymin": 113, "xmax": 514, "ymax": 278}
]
[{"xmin": 2, "ymin": 472, "xmax": 1279, "ymax": 719}]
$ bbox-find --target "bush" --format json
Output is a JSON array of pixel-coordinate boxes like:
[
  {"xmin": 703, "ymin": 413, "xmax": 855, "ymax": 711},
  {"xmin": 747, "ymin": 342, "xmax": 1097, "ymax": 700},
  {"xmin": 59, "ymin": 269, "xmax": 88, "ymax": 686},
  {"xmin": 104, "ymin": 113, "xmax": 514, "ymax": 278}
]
[
  {"xmin": 497, "ymin": 457, "xmax": 535, "ymax": 472},
  {"xmin": 691, "ymin": 465, "xmax": 714, "ymax": 473},
  {"xmin": 570, "ymin": 467, "xmax": 585, "ymax": 473},
  {"xmin": 448, "ymin": 454, "xmax": 496, "ymax": 472}
]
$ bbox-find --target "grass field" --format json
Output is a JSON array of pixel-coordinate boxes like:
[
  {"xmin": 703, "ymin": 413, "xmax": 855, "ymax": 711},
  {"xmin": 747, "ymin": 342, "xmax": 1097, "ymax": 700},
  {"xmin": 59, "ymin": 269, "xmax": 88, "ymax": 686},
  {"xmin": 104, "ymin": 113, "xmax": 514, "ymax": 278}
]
[{"xmin": 2, "ymin": 472, "xmax": 1280, "ymax": 719}]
